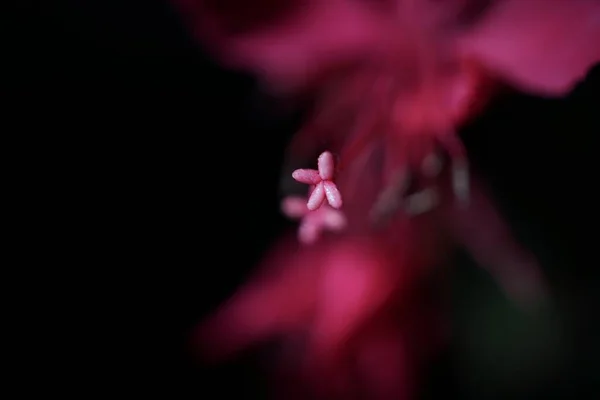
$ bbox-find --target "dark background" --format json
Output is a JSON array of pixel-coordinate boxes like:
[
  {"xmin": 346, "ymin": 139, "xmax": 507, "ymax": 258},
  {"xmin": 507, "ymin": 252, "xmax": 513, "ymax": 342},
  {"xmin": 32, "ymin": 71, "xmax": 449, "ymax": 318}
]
[{"xmin": 21, "ymin": 1, "xmax": 598, "ymax": 398}]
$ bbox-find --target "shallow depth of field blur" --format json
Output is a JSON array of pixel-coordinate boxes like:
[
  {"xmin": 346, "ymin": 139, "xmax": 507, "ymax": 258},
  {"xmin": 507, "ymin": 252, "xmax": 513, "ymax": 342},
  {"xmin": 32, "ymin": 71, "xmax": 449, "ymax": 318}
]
[{"xmin": 31, "ymin": 1, "xmax": 599, "ymax": 398}]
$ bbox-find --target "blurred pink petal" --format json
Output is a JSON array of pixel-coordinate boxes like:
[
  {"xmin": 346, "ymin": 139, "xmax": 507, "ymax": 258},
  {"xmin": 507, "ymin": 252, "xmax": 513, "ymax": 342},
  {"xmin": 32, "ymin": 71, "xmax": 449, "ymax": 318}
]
[
  {"xmin": 175, "ymin": 0, "xmax": 391, "ymax": 92},
  {"xmin": 194, "ymin": 211, "xmax": 437, "ymax": 398},
  {"xmin": 175, "ymin": 0, "xmax": 599, "ymax": 98},
  {"xmin": 458, "ymin": 0, "xmax": 600, "ymax": 95}
]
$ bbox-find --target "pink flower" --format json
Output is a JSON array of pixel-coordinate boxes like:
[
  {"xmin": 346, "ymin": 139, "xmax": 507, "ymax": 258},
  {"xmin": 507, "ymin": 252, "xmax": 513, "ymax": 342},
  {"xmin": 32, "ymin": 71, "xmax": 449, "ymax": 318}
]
[
  {"xmin": 457, "ymin": 0, "xmax": 600, "ymax": 95},
  {"xmin": 172, "ymin": 0, "xmax": 390, "ymax": 93},
  {"xmin": 194, "ymin": 234, "xmax": 427, "ymax": 400},
  {"xmin": 173, "ymin": 1, "xmax": 565, "ymax": 398},
  {"xmin": 292, "ymin": 151, "xmax": 342, "ymax": 211}
]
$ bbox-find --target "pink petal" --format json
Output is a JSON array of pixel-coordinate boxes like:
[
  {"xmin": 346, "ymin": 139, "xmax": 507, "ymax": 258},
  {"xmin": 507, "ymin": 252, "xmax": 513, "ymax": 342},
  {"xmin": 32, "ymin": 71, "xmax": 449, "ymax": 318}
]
[
  {"xmin": 292, "ymin": 169, "xmax": 322, "ymax": 185},
  {"xmin": 177, "ymin": 0, "xmax": 389, "ymax": 93},
  {"xmin": 323, "ymin": 181, "xmax": 343, "ymax": 209},
  {"xmin": 307, "ymin": 181, "xmax": 326, "ymax": 210},
  {"xmin": 281, "ymin": 196, "xmax": 309, "ymax": 218},
  {"xmin": 458, "ymin": 0, "xmax": 600, "ymax": 95},
  {"xmin": 318, "ymin": 151, "xmax": 335, "ymax": 180}
]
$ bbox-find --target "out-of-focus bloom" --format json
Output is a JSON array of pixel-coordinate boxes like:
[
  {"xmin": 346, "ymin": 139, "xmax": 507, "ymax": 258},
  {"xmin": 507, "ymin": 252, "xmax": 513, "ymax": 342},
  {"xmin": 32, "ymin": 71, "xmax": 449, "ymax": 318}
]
[
  {"xmin": 173, "ymin": 0, "xmax": 395, "ymax": 93},
  {"xmin": 457, "ymin": 0, "xmax": 600, "ymax": 95},
  {"xmin": 170, "ymin": 0, "xmax": 589, "ymax": 398},
  {"xmin": 195, "ymin": 170, "xmax": 544, "ymax": 399},
  {"xmin": 173, "ymin": 0, "xmax": 600, "ymax": 96}
]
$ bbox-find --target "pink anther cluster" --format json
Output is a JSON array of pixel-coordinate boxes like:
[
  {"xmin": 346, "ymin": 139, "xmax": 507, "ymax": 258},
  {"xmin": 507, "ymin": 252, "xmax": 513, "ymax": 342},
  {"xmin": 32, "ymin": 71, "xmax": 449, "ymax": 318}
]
[
  {"xmin": 291, "ymin": 151, "xmax": 342, "ymax": 211},
  {"xmin": 282, "ymin": 151, "xmax": 345, "ymax": 244}
]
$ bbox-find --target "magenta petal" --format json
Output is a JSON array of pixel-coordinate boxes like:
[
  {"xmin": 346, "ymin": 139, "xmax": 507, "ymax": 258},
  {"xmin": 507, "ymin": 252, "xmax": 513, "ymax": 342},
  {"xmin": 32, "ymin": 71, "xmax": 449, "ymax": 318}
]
[
  {"xmin": 307, "ymin": 182, "xmax": 326, "ymax": 210},
  {"xmin": 318, "ymin": 151, "xmax": 335, "ymax": 180},
  {"xmin": 177, "ymin": 0, "xmax": 389, "ymax": 92},
  {"xmin": 292, "ymin": 169, "xmax": 322, "ymax": 184},
  {"xmin": 323, "ymin": 181, "xmax": 343, "ymax": 209},
  {"xmin": 458, "ymin": 0, "xmax": 600, "ymax": 95}
]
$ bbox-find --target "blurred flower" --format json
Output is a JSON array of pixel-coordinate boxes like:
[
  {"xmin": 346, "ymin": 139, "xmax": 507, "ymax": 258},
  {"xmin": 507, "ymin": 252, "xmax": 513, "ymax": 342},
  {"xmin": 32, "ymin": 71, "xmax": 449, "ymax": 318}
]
[
  {"xmin": 170, "ymin": 1, "xmax": 586, "ymax": 398},
  {"xmin": 174, "ymin": 0, "xmax": 599, "ymax": 96}
]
